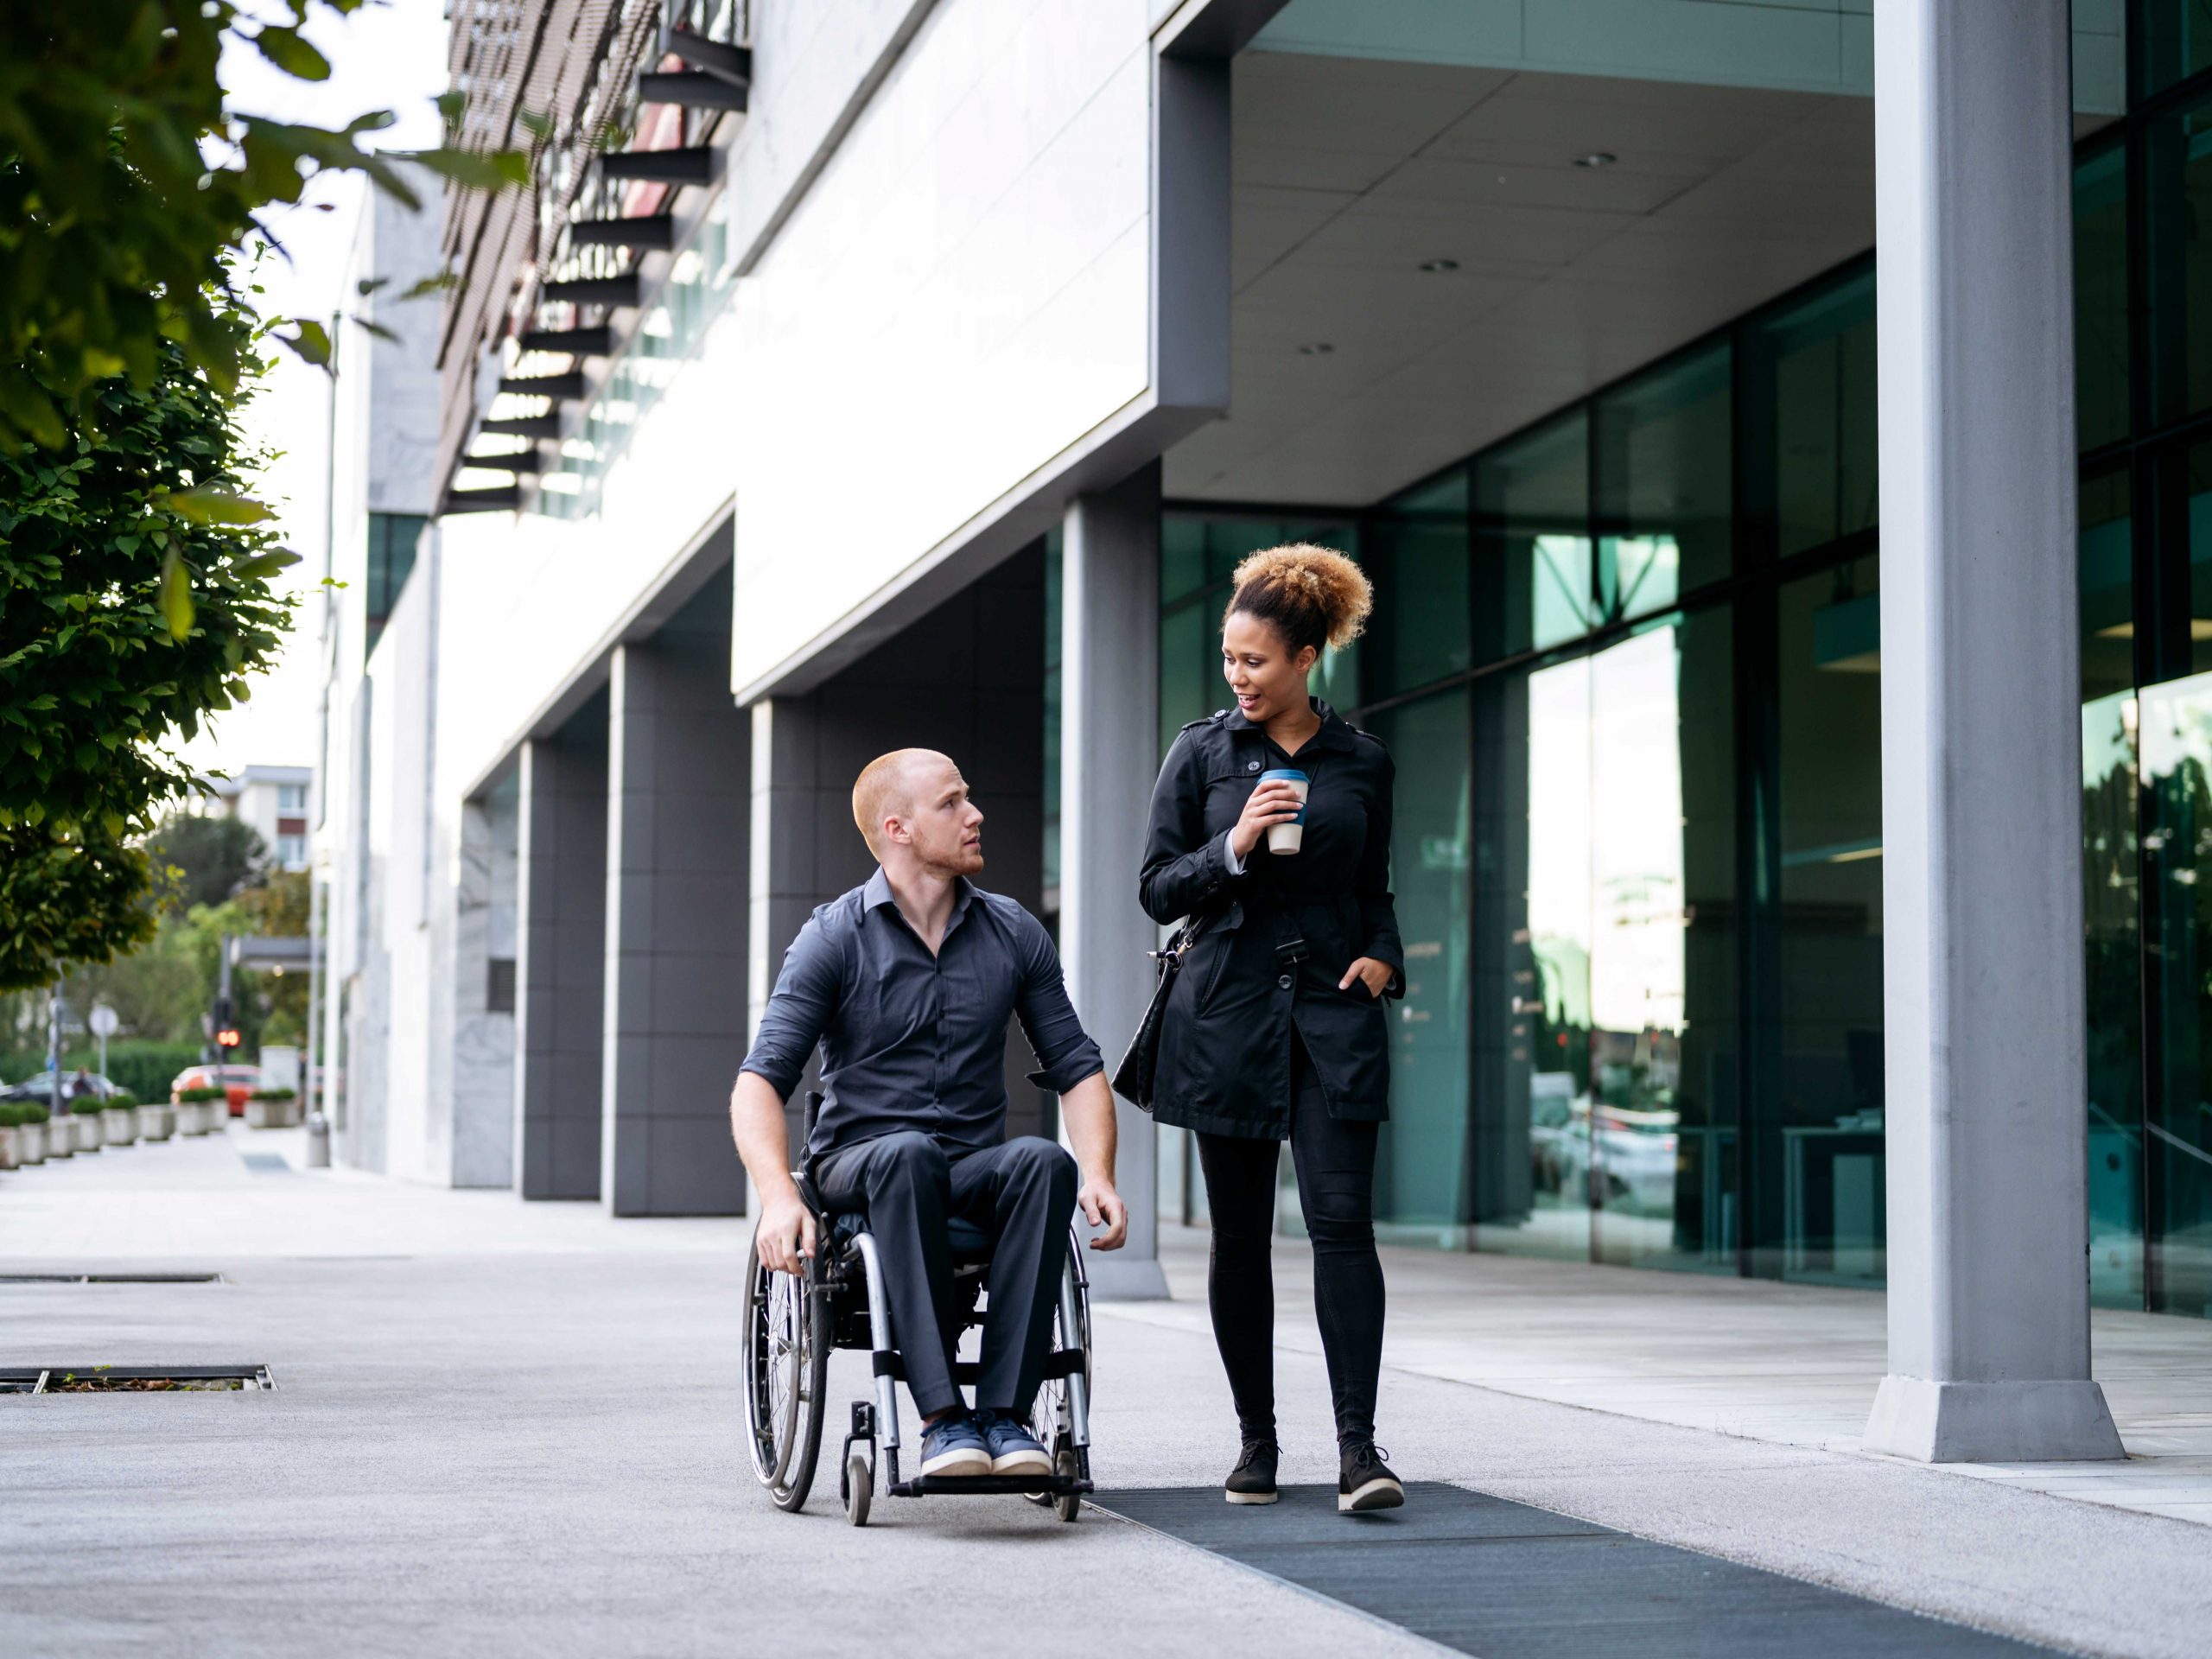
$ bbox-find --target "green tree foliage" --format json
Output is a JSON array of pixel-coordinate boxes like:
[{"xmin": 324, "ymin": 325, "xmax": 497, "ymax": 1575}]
[
  {"xmin": 147, "ymin": 813, "xmax": 267, "ymax": 910},
  {"xmin": 0, "ymin": 321, "xmax": 294, "ymax": 989},
  {"xmin": 0, "ymin": 2, "xmax": 529, "ymax": 448}
]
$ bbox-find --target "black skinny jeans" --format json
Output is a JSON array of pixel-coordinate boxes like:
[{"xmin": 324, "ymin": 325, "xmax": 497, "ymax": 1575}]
[{"xmin": 1195, "ymin": 1032, "xmax": 1384, "ymax": 1449}]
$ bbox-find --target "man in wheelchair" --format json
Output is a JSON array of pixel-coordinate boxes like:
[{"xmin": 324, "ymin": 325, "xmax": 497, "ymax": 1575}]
[{"xmin": 730, "ymin": 748, "xmax": 1128, "ymax": 1483}]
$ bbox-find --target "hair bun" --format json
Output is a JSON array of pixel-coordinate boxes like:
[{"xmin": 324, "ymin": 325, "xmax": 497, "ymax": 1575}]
[{"xmin": 1227, "ymin": 543, "xmax": 1373, "ymax": 652}]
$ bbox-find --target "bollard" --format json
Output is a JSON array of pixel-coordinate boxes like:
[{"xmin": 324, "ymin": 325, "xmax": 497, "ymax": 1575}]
[{"xmin": 304, "ymin": 1111, "xmax": 331, "ymax": 1168}]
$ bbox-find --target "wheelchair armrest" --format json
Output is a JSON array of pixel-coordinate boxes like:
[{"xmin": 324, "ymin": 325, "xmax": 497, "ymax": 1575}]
[{"xmin": 792, "ymin": 1167, "xmax": 825, "ymax": 1217}]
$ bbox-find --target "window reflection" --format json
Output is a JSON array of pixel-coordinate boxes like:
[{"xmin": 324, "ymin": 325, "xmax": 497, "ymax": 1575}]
[
  {"xmin": 1475, "ymin": 413, "xmax": 1593, "ymax": 659},
  {"xmin": 1759, "ymin": 556, "xmax": 1885, "ymax": 1286},
  {"xmin": 1596, "ymin": 344, "xmax": 1732, "ymax": 618}
]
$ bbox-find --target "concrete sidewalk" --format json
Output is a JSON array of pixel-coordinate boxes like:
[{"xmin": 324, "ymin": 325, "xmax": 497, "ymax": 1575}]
[
  {"xmin": 3, "ymin": 1128, "xmax": 2210, "ymax": 1658},
  {"xmin": 1143, "ymin": 1222, "xmax": 2212, "ymax": 1525}
]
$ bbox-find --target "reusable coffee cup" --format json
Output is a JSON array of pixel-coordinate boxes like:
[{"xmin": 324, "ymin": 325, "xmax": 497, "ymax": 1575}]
[{"xmin": 1260, "ymin": 768, "xmax": 1311, "ymax": 854}]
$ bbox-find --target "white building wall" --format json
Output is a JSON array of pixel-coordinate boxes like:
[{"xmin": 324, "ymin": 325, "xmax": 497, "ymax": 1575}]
[{"xmin": 729, "ymin": 0, "xmax": 1156, "ymax": 693}]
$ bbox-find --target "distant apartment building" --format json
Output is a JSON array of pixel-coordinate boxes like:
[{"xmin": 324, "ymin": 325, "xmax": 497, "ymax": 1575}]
[{"xmin": 200, "ymin": 764, "xmax": 315, "ymax": 872}]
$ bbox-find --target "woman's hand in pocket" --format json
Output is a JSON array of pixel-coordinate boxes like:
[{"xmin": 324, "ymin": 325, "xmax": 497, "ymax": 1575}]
[{"xmin": 1339, "ymin": 957, "xmax": 1395, "ymax": 998}]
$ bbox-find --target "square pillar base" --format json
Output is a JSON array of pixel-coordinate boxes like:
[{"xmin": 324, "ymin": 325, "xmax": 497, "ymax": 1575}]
[
  {"xmin": 1864, "ymin": 1374, "xmax": 2124, "ymax": 1464},
  {"xmin": 1084, "ymin": 1255, "xmax": 1169, "ymax": 1302}
]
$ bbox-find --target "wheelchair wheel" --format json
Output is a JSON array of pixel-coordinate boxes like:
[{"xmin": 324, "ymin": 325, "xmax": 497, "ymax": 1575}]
[
  {"xmin": 1025, "ymin": 1249, "xmax": 1090, "ymax": 1516},
  {"xmin": 741, "ymin": 1236, "xmax": 829, "ymax": 1512}
]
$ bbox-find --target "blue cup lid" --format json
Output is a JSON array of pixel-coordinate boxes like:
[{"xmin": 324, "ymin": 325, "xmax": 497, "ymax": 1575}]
[{"xmin": 1257, "ymin": 768, "xmax": 1308, "ymax": 782}]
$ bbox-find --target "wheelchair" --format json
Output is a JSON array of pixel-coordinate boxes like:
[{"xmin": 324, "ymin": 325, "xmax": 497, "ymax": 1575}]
[{"xmin": 739, "ymin": 1097, "xmax": 1095, "ymax": 1527}]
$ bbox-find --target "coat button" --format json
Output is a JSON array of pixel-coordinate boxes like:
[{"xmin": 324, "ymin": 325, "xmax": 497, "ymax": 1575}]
[
  {"xmin": 1278, "ymin": 974, "xmax": 1293, "ymax": 990},
  {"xmin": 1248, "ymin": 760, "xmax": 1260, "ymax": 772}
]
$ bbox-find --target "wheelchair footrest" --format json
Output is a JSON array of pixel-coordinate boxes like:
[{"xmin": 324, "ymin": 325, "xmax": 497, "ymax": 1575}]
[{"xmin": 887, "ymin": 1474, "xmax": 1092, "ymax": 1499}]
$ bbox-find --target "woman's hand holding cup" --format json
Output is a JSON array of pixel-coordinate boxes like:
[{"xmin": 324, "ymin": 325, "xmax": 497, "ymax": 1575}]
[{"xmin": 1230, "ymin": 776, "xmax": 1307, "ymax": 861}]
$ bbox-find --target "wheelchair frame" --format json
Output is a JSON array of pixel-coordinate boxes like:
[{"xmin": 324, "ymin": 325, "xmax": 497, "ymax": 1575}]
[{"xmin": 741, "ymin": 1100, "xmax": 1095, "ymax": 1527}]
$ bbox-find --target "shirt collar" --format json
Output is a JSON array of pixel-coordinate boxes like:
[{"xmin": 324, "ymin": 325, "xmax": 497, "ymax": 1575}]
[
  {"xmin": 863, "ymin": 868, "xmax": 977, "ymax": 924},
  {"xmin": 1223, "ymin": 696, "xmax": 1357, "ymax": 754}
]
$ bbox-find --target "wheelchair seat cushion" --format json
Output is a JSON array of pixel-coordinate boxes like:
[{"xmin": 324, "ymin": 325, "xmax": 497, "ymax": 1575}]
[{"xmin": 826, "ymin": 1210, "xmax": 995, "ymax": 1262}]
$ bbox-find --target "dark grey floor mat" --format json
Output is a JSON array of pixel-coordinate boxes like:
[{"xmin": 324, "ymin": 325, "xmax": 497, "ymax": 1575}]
[{"xmin": 1095, "ymin": 1484, "xmax": 2061, "ymax": 1658}]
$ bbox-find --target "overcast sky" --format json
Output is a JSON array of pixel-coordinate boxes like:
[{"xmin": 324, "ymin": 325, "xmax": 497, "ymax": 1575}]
[{"xmin": 175, "ymin": 0, "xmax": 449, "ymax": 779}]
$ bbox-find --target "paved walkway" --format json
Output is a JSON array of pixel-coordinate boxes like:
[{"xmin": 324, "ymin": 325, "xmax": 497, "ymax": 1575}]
[
  {"xmin": 3, "ymin": 1127, "xmax": 2210, "ymax": 1658},
  {"xmin": 1146, "ymin": 1222, "xmax": 2212, "ymax": 1525}
]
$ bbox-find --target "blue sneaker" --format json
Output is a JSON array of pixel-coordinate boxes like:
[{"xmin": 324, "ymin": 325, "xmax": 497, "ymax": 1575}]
[
  {"xmin": 975, "ymin": 1409, "xmax": 1052, "ymax": 1477},
  {"xmin": 918, "ymin": 1412, "xmax": 992, "ymax": 1478}
]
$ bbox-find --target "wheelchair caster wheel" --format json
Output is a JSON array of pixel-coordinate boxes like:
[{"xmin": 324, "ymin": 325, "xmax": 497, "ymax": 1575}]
[
  {"xmin": 845, "ymin": 1452, "xmax": 873, "ymax": 1528},
  {"xmin": 1053, "ymin": 1447, "xmax": 1081, "ymax": 1523}
]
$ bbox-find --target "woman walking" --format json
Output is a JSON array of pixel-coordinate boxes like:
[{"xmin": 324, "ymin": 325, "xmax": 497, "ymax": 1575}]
[{"xmin": 1139, "ymin": 543, "xmax": 1404, "ymax": 1513}]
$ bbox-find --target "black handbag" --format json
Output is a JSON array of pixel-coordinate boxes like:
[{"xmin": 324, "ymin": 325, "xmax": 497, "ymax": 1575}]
[{"xmin": 1109, "ymin": 918, "xmax": 1202, "ymax": 1110}]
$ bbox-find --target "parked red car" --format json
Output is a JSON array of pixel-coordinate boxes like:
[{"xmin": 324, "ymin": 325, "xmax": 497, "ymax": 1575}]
[{"xmin": 170, "ymin": 1064, "xmax": 262, "ymax": 1116}]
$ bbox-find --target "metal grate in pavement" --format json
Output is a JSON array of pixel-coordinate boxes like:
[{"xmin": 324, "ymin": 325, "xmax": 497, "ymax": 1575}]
[
  {"xmin": 0, "ymin": 1282, "xmax": 222, "ymax": 1292},
  {"xmin": 238, "ymin": 1153, "xmax": 293, "ymax": 1176},
  {"xmin": 1, "ymin": 1364, "xmax": 273, "ymax": 1393},
  {"xmin": 1094, "ymin": 1484, "xmax": 2060, "ymax": 1658}
]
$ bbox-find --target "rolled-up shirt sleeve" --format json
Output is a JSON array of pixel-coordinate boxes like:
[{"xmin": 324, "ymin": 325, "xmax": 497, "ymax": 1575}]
[
  {"xmin": 1011, "ymin": 910, "xmax": 1105, "ymax": 1094},
  {"xmin": 739, "ymin": 912, "xmax": 844, "ymax": 1102}
]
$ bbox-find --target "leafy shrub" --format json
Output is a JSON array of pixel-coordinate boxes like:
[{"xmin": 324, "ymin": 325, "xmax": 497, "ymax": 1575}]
[
  {"xmin": 175, "ymin": 1085, "xmax": 226, "ymax": 1103},
  {"xmin": 249, "ymin": 1087, "xmax": 296, "ymax": 1101},
  {"xmin": 104, "ymin": 1090, "xmax": 139, "ymax": 1111},
  {"xmin": 70, "ymin": 1096, "xmax": 105, "ymax": 1116}
]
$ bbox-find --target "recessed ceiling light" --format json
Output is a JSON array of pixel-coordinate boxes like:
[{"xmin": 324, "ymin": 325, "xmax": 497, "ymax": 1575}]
[
  {"xmin": 1419, "ymin": 258, "xmax": 1459, "ymax": 273},
  {"xmin": 1298, "ymin": 342, "xmax": 1335, "ymax": 356},
  {"xmin": 1573, "ymin": 151, "xmax": 1618, "ymax": 168}
]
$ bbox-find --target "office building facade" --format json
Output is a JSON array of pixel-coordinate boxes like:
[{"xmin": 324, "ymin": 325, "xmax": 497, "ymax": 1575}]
[{"xmin": 323, "ymin": 0, "xmax": 2212, "ymax": 1459}]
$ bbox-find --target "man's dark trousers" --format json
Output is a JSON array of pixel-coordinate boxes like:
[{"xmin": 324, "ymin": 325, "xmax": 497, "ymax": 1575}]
[{"xmin": 815, "ymin": 1130, "xmax": 1077, "ymax": 1419}]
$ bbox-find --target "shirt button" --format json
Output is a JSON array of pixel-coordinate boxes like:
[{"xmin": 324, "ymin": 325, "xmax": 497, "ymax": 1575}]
[
  {"xmin": 1278, "ymin": 974, "xmax": 1293, "ymax": 990},
  {"xmin": 1247, "ymin": 760, "xmax": 1260, "ymax": 772}
]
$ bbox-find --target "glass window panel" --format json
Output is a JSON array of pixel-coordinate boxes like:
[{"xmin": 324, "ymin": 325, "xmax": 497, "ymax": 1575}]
[
  {"xmin": 1161, "ymin": 516, "xmax": 1209, "ymax": 607},
  {"xmin": 2076, "ymin": 147, "xmax": 2131, "ymax": 454},
  {"xmin": 1764, "ymin": 556, "xmax": 1886, "ymax": 1287},
  {"xmin": 1595, "ymin": 344, "xmax": 1732, "ymax": 619},
  {"xmin": 1758, "ymin": 272, "xmax": 1878, "ymax": 561},
  {"xmin": 2137, "ymin": 0, "xmax": 2212, "ymax": 99},
  {"xmin": 1471, "ymin": 657, "xmax": 1593, "ymax": 1262},
  {"xmin": 2187, "ymin": 442, "xmax": 2212, "ymax": 675},
  {"xmin": 1589, "ymin": 612, "xmax": 1738, "ymax": 1274},
  {"xmin": 1366, "ymin": 469, "xmax": 1471, "ymax": 697},
  {"xmin": 1475, "ymin": 411, "xmax": 1594, "ymax": 660},
  {"xmin": 1157, "ymin": 601, "xmax": 1212, "ymax": 758},
  {"xmin": 2138, "ymin": 671, "xmax": 2212, "ymax": 1315},
  {"xmin": 2145, "ymin": 93, "xmax": 2212, "ymax": 426},
  {"xmin": 2081, "ymin": 469, "xmax": 2145, "ymax": 1307},
  {"xmin": 1368, "ymin": 689, "xmax": 1474, "ymax": 1236}
]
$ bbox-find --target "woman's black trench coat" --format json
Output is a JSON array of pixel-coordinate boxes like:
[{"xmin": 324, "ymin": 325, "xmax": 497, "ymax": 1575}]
[{"xmin": 1137, "ymin": 698, "xmax": 1403, "ymax": 1140}]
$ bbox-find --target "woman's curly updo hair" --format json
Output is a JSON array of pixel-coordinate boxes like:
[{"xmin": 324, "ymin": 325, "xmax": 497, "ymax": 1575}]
[{"xmin": 1224, "ymin": 543, "xmax": 1373, "ymax": 659}]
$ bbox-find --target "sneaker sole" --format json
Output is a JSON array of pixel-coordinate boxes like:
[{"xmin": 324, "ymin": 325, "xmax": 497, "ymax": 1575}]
[
  {"xmin": 990, "ymin": 1450, "xmax": 1054, "ymax": 1477},
  {"xmin": 1338, "ymin": 1478, "xmax": 1405, "ymax": 1513},
  {"xmin": 919, "ymin": 1447, "xmax": 994, "ymax": 1478},
  {"xmin": 1225, "ymin": 1489, "xmax": 1280, "ymax": 1505}
]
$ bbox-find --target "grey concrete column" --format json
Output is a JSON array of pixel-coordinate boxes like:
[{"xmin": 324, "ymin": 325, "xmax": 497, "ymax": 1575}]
[
  {"xmin": 1061, "ymin": 461, "xmax": 1168, "ymax": 1300},
  {"xmin": 512, "ymin": 706, "xmax": 607, "ymax": 1201},
  {"xmin": 746, "ymin": 696, "xmax": 829, "ymax": 1194},
  {"xmin": 601, "ymin": 626, "xmax": 750, "ymax": 1217},
  {"xmin": 450, "ymin": 779, "xmax": 518, "ymax": 1187},
  {"xmin": 1864, "ymin": 0, "xmax": 2121, "ymax": 1463}
]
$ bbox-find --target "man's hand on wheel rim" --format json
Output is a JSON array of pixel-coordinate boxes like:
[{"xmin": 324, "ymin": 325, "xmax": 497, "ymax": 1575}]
[
  {"xmin": 756, "ymin": 1192, "xmax": 816, "ymax": 1276},
  {"xmin": 1080, "ymin": 1181, "xmax": 1128, "ymax": 1250}
]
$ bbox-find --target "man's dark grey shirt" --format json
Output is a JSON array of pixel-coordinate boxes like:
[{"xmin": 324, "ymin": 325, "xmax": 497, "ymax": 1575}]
[{"xmin": 740, "ymin": 869, "xmax": 1104, "ymax": 1158}]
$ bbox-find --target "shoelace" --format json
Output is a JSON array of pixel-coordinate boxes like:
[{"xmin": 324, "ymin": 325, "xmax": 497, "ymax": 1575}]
[
  {"xmin": 1235, "ymin": 1441, "xmax": 1277, "ymax": 1473},
  {"xmin": 1349, "ymin": 1443, "xmax": 1393, "ymax": 1474}
]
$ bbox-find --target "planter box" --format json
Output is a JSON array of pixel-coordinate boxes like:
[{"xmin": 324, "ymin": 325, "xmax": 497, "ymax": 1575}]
[
  {"xmin": 103, "ymin": 1108, "xmax": 137, "ymax": 1146},
  {"xmin": 282, "ymin": 1097, "xmax": 305, "ymax": 1128},
  {"xmin": 245, "ymin": 1097, "xmax": 279, "ymax": 1128},
  {"xmin": 0, "ymin": 1125, "xmax": 15, "ymax": 1168},
  {"xmin": 73, "ymin": 1116, "xmax": 103, "ymax": 1153},
  {"xmin": 138, "ymin": 1104, "xmax": 175, "ymax": 1142},
  {"xmin": 44, "ymin": 1120, "xmax": 71, "ymax": 1157},
  {"xmin": 175, "ymin": 1101, "xmax": 207, "ymax": 1135},
  {"xmin": 17, "ymin": 1122, "xmax": 43, "ymax": 1164}
]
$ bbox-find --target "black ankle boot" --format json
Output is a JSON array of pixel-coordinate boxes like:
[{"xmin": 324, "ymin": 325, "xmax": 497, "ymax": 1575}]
[
  {"xmin": 1225, "ymin": 1439, "xmax": 1280, "ymax": 1505},
  {"xmin": 1338, "ymin": 1441, "xmax": 1403, "ymax": 1513}
]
